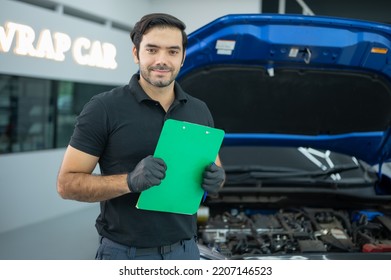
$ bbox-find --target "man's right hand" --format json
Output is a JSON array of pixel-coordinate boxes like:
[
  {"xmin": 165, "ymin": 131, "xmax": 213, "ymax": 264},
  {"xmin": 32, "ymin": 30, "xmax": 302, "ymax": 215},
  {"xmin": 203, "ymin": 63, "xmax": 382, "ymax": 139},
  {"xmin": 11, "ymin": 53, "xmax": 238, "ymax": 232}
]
[{"xmin": 127, "ymin": 155, "xmax": 167, "ymax": 193}]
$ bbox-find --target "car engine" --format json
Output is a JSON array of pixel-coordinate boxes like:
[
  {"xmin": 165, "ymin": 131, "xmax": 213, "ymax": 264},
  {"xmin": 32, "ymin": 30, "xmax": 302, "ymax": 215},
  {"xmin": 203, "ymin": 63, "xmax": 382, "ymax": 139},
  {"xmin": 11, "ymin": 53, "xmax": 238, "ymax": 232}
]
[{"xmin": 197, "ymin": 207, "xmax": 391, "ymax": 258}]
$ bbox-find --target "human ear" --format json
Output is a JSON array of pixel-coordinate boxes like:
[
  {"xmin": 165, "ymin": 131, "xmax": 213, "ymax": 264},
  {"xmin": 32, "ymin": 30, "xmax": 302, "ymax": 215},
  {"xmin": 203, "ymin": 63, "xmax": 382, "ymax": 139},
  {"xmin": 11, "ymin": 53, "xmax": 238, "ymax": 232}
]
[{"xmin": 132, "ymin": 46, "xmax": 139, "ymax": 64}]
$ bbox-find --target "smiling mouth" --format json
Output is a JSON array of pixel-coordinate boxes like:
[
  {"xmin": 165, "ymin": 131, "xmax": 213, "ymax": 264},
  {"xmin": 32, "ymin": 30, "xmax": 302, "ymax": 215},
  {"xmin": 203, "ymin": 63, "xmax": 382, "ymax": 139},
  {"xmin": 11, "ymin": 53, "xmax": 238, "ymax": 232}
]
[
  {"xmin": 153, "ymin": 70, "xmax": 170, "ymax": 74},
  {"xmin": 151, "ymin": 70, "xmax": 172, "ymax": 78},
  {"xmin": 149, "ymin": 66, "xmax": 172, "ymax": 72}
]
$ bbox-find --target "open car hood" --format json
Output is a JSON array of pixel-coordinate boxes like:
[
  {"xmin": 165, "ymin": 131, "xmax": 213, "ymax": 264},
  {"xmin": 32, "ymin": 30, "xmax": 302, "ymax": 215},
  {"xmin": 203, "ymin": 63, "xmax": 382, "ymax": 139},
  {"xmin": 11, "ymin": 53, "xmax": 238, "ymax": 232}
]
[{"xmin": 177, "ymin": 14, "xmax": 391, "ymax": 166}]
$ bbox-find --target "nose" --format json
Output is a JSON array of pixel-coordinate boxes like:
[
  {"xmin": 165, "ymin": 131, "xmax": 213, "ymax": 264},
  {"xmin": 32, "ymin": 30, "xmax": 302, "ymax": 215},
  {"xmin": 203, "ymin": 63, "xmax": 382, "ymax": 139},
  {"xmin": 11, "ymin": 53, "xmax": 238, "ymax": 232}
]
[{"xmin": 155, "ymin": 50, "xmax": 170, "ymax": 65}]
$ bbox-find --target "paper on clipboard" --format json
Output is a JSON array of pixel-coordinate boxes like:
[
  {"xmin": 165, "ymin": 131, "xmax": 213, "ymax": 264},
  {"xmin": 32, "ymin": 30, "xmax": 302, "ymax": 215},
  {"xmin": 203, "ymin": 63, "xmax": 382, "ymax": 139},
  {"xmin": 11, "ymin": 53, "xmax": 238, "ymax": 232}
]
[{"xmin": 136, "ymin": 119, "xmax": 225, "ymax": 215}]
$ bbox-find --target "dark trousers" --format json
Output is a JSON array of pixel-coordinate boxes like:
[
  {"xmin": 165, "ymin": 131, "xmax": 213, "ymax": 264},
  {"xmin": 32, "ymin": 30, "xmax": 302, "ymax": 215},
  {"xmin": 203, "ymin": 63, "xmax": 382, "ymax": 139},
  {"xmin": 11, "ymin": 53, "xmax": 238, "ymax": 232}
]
[{"xmin": 95, "ymin": 236, "xmax": 200, "ymax": 260}]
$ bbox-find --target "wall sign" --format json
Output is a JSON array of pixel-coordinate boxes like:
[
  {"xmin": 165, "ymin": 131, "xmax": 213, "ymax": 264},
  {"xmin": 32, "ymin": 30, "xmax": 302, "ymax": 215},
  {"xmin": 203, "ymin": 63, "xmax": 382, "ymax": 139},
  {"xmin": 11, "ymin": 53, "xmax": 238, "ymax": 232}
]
[{"xmin": 0, "ymin": 21, "xmax": 118, "ymax": 69}]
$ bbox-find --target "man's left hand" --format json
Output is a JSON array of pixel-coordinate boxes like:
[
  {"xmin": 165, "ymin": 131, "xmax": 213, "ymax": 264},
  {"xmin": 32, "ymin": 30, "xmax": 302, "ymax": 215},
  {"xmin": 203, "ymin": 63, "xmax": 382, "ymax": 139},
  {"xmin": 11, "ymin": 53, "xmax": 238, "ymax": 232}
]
[{"xmin": 202, "ymin": 163, "xmax": 225, "ymax": 194}]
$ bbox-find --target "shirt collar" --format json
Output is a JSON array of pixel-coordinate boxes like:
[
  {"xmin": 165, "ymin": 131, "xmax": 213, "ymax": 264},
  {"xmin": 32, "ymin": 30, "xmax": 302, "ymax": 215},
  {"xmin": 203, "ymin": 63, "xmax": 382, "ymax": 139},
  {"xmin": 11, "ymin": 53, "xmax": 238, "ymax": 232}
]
[{"xmin": 129, "ymin": 74, "xmax": 188, "ymax": 103}]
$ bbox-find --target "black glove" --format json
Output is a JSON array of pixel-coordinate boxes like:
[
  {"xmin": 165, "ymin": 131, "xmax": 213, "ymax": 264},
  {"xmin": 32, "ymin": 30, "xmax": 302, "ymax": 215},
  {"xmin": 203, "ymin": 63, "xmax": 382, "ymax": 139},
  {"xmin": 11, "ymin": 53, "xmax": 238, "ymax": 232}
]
[
  {"xmin": 127, "ymin": 155, "xmax": 167, "ymax": 193},
  {"xmin": 202, "ymin": 163, "xmax": 225, "ymax": 194}
]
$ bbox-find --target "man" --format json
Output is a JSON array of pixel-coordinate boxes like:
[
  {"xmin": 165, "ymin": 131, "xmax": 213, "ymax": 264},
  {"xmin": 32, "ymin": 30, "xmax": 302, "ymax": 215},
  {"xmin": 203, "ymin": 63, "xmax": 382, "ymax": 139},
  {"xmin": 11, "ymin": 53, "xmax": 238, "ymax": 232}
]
[{"xmin": 56, "ymin": 13, "xmax": 225, "ymax": 260}]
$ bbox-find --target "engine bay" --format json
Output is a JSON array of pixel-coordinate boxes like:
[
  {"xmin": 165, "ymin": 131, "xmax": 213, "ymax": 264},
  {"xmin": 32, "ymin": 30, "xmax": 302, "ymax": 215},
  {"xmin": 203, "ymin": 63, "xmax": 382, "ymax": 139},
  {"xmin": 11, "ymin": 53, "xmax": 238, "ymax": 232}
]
[{"xmin": 197, "ymin": 206, "xmax": 391, "ymax": 259}]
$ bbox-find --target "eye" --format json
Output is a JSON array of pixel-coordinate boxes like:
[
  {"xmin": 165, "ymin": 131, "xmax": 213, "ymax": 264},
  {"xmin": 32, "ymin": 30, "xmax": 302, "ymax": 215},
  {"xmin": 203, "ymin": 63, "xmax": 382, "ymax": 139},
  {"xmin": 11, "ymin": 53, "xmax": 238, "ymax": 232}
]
[
  {"xmin": 169, "ymin": 50, "xmax": 180, "ymax": 55},
  {"xmin": 146, "ymin": 48, "xmax": 157, "ymax": 54}
]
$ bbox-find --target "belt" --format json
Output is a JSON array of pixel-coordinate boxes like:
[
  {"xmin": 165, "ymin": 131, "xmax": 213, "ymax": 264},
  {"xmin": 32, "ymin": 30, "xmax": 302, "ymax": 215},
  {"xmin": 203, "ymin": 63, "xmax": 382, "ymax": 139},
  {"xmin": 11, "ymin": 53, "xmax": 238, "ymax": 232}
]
[
  {"xmin": 101, "ymin": 236, "xmax": 184, "ymax": 256},
  {"xmin": 136, "ymin": 240, "xmax": 183, "ymax": 255}
]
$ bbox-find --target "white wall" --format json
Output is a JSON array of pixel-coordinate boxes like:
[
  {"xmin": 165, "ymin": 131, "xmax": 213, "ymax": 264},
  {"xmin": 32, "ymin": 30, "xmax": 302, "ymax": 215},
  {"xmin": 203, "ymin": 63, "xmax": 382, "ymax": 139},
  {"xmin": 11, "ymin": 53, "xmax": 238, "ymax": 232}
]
[{"xmin": 0, "ymin": 149, "xmax": 100, "ymax": 233}]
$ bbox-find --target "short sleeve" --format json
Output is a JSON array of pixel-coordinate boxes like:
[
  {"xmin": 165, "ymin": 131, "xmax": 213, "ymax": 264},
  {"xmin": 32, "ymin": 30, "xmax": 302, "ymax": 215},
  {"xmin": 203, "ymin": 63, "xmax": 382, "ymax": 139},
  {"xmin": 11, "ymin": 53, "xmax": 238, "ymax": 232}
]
[{"xmin": 69, "ymin": 96, "xmax": 109, "ymax": 157}]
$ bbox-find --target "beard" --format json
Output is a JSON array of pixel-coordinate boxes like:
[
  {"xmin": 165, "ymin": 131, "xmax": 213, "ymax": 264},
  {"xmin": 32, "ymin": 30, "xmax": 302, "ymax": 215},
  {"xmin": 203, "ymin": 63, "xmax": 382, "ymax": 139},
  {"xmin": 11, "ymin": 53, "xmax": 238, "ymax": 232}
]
[{"xmin": 139, "ymin": 64, "xmax": 179, "ymax": 88}]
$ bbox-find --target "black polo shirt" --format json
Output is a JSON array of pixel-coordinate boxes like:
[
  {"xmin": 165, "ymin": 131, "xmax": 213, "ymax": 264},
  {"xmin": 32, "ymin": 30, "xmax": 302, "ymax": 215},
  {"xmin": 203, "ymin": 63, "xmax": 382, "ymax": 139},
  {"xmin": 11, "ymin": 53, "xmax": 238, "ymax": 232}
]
[{"xmin": 69, "ymin": 74, "xmax": 214, "ymax": 247}]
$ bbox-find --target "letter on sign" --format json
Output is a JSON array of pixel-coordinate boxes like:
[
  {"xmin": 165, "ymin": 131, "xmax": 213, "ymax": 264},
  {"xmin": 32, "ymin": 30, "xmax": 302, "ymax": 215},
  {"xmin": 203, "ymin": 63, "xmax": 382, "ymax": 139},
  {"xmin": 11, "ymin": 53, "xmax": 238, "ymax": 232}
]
[{"xmin": 0, "ymin": 21, "xmax": 117, "ymax": 69}]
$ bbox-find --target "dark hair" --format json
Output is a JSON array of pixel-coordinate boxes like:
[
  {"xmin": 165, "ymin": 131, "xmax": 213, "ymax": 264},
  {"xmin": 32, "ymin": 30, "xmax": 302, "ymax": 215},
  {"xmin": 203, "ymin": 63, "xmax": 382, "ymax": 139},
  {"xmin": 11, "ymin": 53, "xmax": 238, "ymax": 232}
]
[{"xmin": 130, "ymin": 13, "xmax": 187, "ymax": 58}]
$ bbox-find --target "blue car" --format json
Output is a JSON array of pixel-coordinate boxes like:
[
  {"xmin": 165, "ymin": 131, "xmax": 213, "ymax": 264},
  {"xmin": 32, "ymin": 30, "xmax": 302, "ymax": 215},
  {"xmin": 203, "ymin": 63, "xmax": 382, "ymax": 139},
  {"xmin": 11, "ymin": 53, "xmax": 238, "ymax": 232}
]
[{"xmin": 177, "ymin": 14, "xmax": 391, "ymax": 260}]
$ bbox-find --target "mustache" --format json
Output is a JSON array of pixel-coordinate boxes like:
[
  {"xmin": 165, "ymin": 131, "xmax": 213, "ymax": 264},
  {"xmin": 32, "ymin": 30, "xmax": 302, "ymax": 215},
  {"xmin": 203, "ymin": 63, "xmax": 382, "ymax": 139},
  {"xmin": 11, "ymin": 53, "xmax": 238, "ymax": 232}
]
[{"xmin": 148, "ymin": 65, "xmax": 173, "ymax": 71}]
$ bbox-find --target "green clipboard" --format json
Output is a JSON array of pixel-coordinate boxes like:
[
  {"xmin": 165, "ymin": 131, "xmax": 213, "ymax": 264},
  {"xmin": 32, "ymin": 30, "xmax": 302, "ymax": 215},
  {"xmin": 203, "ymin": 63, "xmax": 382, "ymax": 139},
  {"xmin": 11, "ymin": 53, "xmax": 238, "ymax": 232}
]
[{"xmin": 136, "ymin": 119, "xmax": 225, "ymax": 215}]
